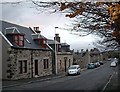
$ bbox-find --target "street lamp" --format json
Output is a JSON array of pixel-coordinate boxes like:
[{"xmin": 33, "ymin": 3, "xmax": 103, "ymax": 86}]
[{"xmin": 55, "ymin": 27, "xmax": 58, "ymax": 74}]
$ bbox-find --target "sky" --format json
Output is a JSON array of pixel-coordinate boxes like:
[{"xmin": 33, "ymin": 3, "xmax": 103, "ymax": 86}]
[{"xmin": 0, "ymin": 1, "xmax": 99, "ymax": 51}]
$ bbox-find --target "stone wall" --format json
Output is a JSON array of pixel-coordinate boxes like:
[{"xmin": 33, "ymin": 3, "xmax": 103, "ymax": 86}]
[
  {"xmin": 57, "ymin": 52, "xmax": 73, "ymax": 73},
  {"xmin": 32, "ymin": 50, "xmax": 52, "ymax": 77},
  {"xmin": 5, "ymin": 48, "xmax": 52, "ymax": 80},
  {"xmin": 73, "ymin": 50, "xmax": 102, "ymax": 69},
  {"xmin": 6, "ymin": 49, "xmax": 31, "ymax": 80},
  {"xmin": 73, "ymin": 52, "xmax": 89, "ymax": 69}
]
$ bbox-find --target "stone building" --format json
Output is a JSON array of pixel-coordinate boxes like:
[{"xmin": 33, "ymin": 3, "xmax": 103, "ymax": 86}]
[
  {"xmin": 48, "ymin": 34, "xmax": 73, "ymax": 74},
  {"xmin": 73, "ymin": 48, "xmax": 102, "ymax": 69},
  {"xmin": 0, "ymin": 20, "xmax": 52, "ymax": 80},
  {"xmin": 90, "ymin": 48, "xmax": 102, "ymax": 63},
  {"xmin": 73, "ymin": 49, "xmax": 89, "ymax": 69}
]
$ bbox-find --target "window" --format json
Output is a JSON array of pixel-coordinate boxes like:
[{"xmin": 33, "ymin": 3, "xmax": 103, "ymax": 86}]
[
  {"xmin": 23, "ymin": 60, "xmax": 27, "ymax": 73},
  {"xmin": 43, "ymin": 59, "xmax": 49, "ymax": 69},
  {"xmin": 14, "ymin": 35, "xmax": 18, "ymax": 44},
  {"xmin": 34, "ymin": 38, "xmax": 46, "ymax": 48},
  {"xmin": 18, "ymin": 61, "xmax": 23, "ymax": 74},
  {"xmin": 14, "ymin": 35, "xmax": 24, "ymax": 46},
  {"xmin": 19, "ymin": 35, "xmax": 24, "ymax": 46},
  {"xmin": 60, "ymin": 60, "xmax": 62, "ymax": 69},
  {"xmin": 26, "ymin": 38, "xmax": 31, "ymax": 44},
  {"xmin": 18, "ymin": 60, "xmax": 27, "ymax": 74},
  {"xmin": 38, "ymin": 39, "xmax": 46, "ymax": 48}
]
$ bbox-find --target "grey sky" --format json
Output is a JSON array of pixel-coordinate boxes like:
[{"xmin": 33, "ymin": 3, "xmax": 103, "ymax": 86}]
[{"xmin": 1, "ymin": 1, "xmax": 98, "ymax": 51}]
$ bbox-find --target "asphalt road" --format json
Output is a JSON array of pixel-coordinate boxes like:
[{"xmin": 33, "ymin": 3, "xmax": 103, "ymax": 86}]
[{"xmin": 3, "ymin": 60, "xmax": 116, "ymax": 91}]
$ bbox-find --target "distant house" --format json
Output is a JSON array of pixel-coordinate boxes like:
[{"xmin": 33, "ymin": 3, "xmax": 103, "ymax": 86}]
[
  {"xmin": 73, "ymin": 49, "xmax": 89, "ymax": 69},
  {"xmin": 47, "ymin": 34, "xmax": 73, "ymax": 73},
  {"xmin": 90, "ymin": 48, "xmax": 101, "ymax": 63},
  {"xmin": 0, "ymin": 20, "xmax": 52, "ymax": 80},
  {"xmin": 73, "ymin": 48, "xmax": 102, "ymax": 69}
]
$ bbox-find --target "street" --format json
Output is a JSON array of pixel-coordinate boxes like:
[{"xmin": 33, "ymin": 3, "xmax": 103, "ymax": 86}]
[{"xmin": 3, "ymin": 60, "xmax": 116, "ymax": 91}]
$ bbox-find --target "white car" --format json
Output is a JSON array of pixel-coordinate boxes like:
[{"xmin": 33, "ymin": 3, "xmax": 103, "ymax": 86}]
[
  {"xmin": 110, "ymin": 61, "xmax": 117, "ymax": 67},
  {"xmin": 67, "ymin": 65, "xmax": 81, "ymax": 75}
]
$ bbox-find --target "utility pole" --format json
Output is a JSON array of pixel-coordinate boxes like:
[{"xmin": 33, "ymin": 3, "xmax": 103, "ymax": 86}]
[{"xmin": 55, "ymin": 27, "xmax": 58, "ymax": 75}]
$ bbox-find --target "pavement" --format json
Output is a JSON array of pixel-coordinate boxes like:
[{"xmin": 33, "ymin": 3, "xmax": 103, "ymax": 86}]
[
  {"xmin": 2, "ymin": 72, "xmax": 66, "ymax": 88},
  {"xmin": 2, "ymin": 68, "xmax": 87, "ymax": 89}
]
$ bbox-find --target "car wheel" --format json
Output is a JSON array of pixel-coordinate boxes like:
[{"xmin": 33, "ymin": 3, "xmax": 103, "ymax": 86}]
[
  {"xmin": 77, "ymin": 72, "xmax": 80, "ymax": 75},
  {"xmin": 67, "ymin": 73, "xmax": 69, "ymax": 76}
]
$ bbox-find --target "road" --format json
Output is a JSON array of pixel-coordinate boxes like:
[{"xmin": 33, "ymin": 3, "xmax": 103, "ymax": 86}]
[{"xmin": 3, "ymin": 60, "xmax": 116, "ymax": 91}]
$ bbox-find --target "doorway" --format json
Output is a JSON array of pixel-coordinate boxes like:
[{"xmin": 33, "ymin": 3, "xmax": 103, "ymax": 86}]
[
  {"xmin": 64, "ymin": 57, "xmax": 67, "ymax": 72},
  {"xmin": 34, "ymin": 60, "xmax": 38, "ymax": 75}
]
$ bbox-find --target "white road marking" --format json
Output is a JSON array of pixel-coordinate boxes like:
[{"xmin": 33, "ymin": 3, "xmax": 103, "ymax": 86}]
[{"xmin": 101, "ymin": 67, "xmax": 117, "ymax": 92}]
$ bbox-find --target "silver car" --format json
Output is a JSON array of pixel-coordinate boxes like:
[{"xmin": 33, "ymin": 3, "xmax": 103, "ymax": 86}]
[
  {"xmin": 110, "ymin": 61, "xmax": 117, "ymax": 67},
  {"xmin": 67, "ymin": 65, "xmax": 81, "ymax": 75}
]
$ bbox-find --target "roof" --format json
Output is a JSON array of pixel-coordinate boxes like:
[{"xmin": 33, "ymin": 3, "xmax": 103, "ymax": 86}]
[
  {"xmin": 0, "ymin": 20, "xmax": 50, "ymax": 50},
  {"xmin": 61, "ymin": 43, "xmax": 70, "ymax": 46},
  {"xmin": 47, "ymin": 39, "xmax": 61, "ymax": 45}
]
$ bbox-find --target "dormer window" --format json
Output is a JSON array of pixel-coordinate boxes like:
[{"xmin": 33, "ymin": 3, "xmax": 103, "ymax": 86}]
[
  {"xmin": 34, "ymin": 38, "xmax": 46, "ymax": 48},
  {"xmin": 5, "ymin": 27, "xmax": 25, "ymax": 47},
  {"xmin": 14, "ymin": 34, "xmax": 24, "ymax": 46},
  {"xmin": 31, "ymin": 34, "xmax": 46, "ymax": 48}
]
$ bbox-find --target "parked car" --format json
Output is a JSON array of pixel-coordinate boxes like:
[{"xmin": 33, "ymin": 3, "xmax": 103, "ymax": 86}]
[
  {"xmin": 99, "ymin": 61, "xmax": 104, "ymax": 65},
  {"xmin": 110, "ymin": 61, "xmax": 117, "ymax": 67},
  {"xmin": 67, "ymin": 65, "xmax": 81, "ymax": 75},
  {"xmin": 87, "ymin": 63, "xmax": 95, "ymax": 69},
  {"xmin": 107, "ymin": 58, "xmax": 112, "ymax": 61},
  {"xmin": 94, "ymin": 62, "xmax": 100, "ymax": 68},
  {"xmin": 113, "ymin": 58, "xmax": 118, "ymax": 64}
]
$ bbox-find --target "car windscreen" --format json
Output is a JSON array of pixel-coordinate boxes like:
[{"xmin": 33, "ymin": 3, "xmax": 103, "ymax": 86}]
[{"xmin": 69, "ymin": 66, "xmax": 77, "ymax": 69}]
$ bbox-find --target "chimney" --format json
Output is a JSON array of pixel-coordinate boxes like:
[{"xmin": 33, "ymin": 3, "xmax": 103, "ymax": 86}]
[
  {"xmin": 33, "ymin": 27, "xmax": 41, "ymax": 34},
  {"xmin": 54, "ymin": 33, "xmax": 60, "ymax": 43}
]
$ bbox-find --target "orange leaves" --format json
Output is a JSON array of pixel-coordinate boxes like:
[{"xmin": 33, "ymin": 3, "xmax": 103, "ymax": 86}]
[
  {"xmin": 60, "ymin": 3, "xmax": 66, "ymax": 11},
  {"xmin": 60, "ymin": 2, "xmax": 85, "ymax": 18},
  {"xmin": 60, "ymin": 2, "xmax": 79, "ymax": 11},
  {"xmin": 107, "ymin": 3, "xmax": 120, "ymax": 21},
  {"xmin": 95, "ymin": 2, "xmax": 104, "ymax": 7},
  {"xmin": 66, "ymin": 8, "xmax": 84, "ymax": 18}
]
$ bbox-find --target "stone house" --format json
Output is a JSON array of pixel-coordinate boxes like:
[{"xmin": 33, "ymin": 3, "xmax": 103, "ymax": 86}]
[
  {"xmin": 73, "ymin": 48, "xmax": 102, "ymax": 69},
  {"xmin": 73, "ymin": 49, "xmax": 89, "ymax": 69},
  {"xmin": 47, "ymin": 34, "xmax": 73, "ymax": 74},
  {"xmin": 90, "ymin": 48, "xmax": 102, "ymax": 63},
  {"xmin": 0, "ymin": 20, "xmax": 53, "ymax": 80}
]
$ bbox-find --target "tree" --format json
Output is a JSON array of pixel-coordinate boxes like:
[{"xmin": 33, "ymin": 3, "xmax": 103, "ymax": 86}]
[
  {"xmin": 1, "ymin": 0, "xmax": 120, "ymax": 49},
  {"xmin": 30, "ymin": 1, "xmax": 120, "ymax": 49}
]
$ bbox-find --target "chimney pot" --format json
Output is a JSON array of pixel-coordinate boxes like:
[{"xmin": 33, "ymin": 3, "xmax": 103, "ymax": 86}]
[
  {"xmin": 54, "ymin": 33, "xmax": 60, "ymax": 43},
  {"xmin": 33, "ymin": 27, "xmax": 41, "ymax": 33}
]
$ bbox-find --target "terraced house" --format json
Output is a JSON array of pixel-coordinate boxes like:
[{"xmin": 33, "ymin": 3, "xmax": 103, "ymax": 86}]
[
  {"xmin": 48, "ymin": 34, "xmax": 73, "ymax": 74},
  {"xmin": 0, "ymin": 20, "xmax": 53, "ymax": 80}
]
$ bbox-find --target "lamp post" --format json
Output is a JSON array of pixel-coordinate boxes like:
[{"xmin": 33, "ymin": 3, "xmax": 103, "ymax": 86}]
[{"xmin": 55, "ymin": 27, "xmax": 58, "ymax": 74}]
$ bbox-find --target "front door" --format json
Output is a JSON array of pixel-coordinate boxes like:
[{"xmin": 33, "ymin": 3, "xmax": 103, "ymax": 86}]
[
  {"xmin": 34, "ymin": 60, "xmax": 38, "ymax": 75},
  {"xmin": 64, "ymin": 57, "xmax": 67, "ymax": 72}
]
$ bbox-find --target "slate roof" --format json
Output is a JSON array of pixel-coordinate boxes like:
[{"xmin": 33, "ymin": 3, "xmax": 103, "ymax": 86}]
[
  {"xmin": 47, "ymin": 39, "xmax": 61, "ymax": 45},
  {"xmin": 0, "ymin": 20, "xmax": 50, "ymax": 50},
  {"xmin": 61, "ymin": 43, "xmax": 70, "ymax": 46}
]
